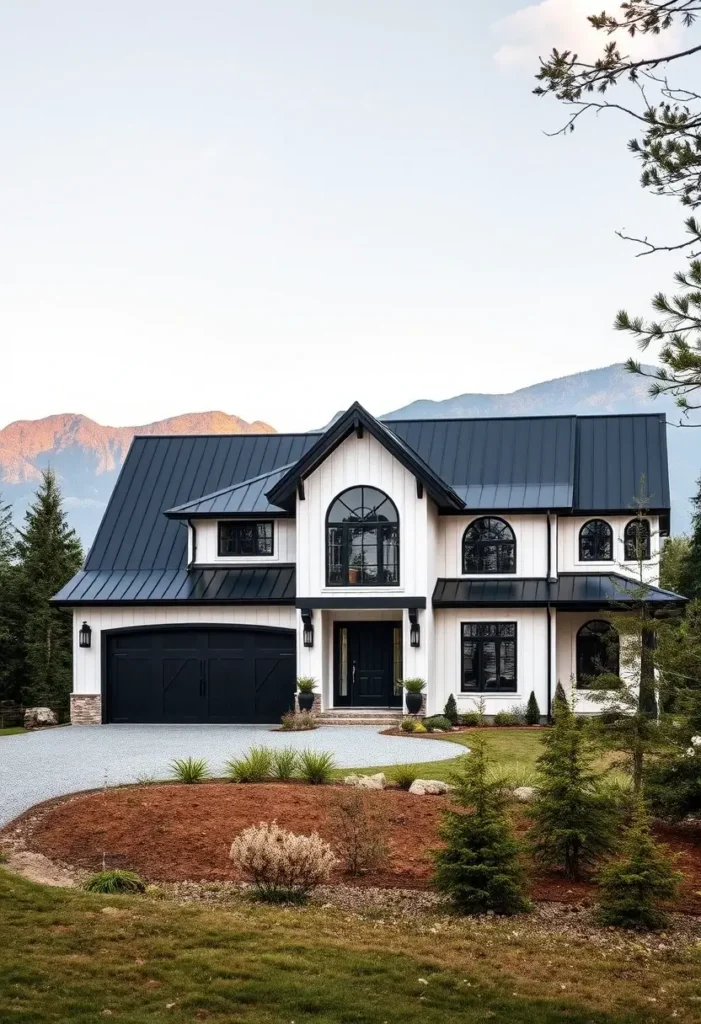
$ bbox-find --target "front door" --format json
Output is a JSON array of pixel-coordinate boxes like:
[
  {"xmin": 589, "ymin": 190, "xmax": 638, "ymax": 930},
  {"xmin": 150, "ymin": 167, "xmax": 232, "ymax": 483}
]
[{"xmin": 334, "ymin": 622, "xmax": 402, "ymax": 708}]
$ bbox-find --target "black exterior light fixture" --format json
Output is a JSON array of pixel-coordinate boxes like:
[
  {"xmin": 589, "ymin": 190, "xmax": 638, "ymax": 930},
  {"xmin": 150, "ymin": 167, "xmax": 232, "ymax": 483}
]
[
  {"xmin": 301, "ymin": 608, "xmax": 314, "ymax": 648},
  {"xmin": 78, "ymin": 621, "xmax": 92, "ymax": 649},
  {"xmin": 409, "ymin": 608, "xmax": 420, "ymax": 648}
]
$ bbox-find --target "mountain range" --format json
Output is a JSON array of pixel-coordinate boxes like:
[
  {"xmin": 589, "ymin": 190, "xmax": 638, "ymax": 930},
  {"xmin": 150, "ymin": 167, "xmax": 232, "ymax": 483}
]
[{"xmin": 1, "ymin": 364, "xmax": 698, "ymax": 545}]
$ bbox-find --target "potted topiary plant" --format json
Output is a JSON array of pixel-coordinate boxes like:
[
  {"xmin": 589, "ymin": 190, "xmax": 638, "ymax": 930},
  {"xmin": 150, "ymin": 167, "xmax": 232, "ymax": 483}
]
[
  {"xmin": 402, "ymin": 678, "xmax": 426, "ymax": 715},
  {"xmin": 296, "ymin": 677, "xmax": 317, "ymax": 713}
]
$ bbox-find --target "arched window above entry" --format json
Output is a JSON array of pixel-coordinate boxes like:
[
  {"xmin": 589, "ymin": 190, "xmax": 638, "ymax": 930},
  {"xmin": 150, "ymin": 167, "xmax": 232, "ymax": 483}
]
[
  {"xmin": 624, "ymin": 519, "xmax": 651, "ymax": 561},
  {"xmin": 462, "ymin": 517, "xmax": 516, "ymax": 574},
  {"xmin": 579, "ymin": 519, "xmax": 613, "ymax": 562},
  {"xmin": 326, "ymin": 486, "xmax": 399, "ymax": 586},
  {"xmin": 576, "ymin": 620, "xmax": 620, "ymax": 688}
]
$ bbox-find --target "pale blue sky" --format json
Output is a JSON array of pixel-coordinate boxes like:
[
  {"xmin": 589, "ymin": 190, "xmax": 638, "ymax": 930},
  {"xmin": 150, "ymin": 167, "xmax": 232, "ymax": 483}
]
[{"xmin": 0, "ymin": 0, "xmax": 689, "ymax": 431}]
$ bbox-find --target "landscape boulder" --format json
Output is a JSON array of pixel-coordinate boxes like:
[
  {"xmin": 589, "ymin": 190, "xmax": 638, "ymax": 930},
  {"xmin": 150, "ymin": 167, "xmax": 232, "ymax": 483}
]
[
  {"xmin": 512, "ymin": 786, "xmax": 539, "ymax": 803},
  {"xmin": 408, "ymin": 779, "xmax": 452, "ymax": 796},
  {"xmin": 23, "ymin": 707, "xmax": 58, "ymax": 729},
  {"xmin": 344, "ymin": 773, "xmax": 386, "ymax": 790}
]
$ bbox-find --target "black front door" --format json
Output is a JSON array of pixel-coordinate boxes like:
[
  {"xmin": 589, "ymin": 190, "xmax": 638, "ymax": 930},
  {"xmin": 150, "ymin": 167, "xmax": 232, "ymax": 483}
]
[{"xmin": 334, "ymin": 622, "xmax": 402, "ymax": 708}]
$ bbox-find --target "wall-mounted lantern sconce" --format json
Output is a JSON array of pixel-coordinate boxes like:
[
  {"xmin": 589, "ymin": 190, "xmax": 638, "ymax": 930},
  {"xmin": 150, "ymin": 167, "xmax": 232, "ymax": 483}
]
[
  {"xmin": 409, "ymin": 608, "xmax": 420, "ymax": 648},
  {"xmin": 301, "ymin": 608, "xmax": 314, "ymax": 648},
  {"xmin": 78, "ymin": 621, "xmax": 92, "ymax": 649}
]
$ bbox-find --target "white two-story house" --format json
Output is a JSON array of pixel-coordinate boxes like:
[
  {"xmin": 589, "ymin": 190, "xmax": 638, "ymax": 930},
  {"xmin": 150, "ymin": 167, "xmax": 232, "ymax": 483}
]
[{"xmin": 53, "ymin": 402, "xmax": 685, "ymax": 725}]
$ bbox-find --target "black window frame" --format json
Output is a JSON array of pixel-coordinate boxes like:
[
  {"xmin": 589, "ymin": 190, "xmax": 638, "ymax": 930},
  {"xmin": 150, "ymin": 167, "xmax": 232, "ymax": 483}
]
[
  {"xmin": 462, "ymin": 516, "xmax": 517, "ymax": 575},
  {"xmin": 460, "ymin": 621, "xmax": 517, "ymax": 694},
  {"xmin": 624, "ymin": 518, "xmax": 651, "ymax": 562},
  {"xmin": 217, "ymin": 520, "xmax": 274, "ymax": 557},
  {"xmin": 325, "ymin": 486, "xmax": 400, "ymax": 587},
  {"xmin": 576, "ymin": 619, "xmax": 620, "ymax": 689},
  {"xmin": 578, "ymin": 519, "xmax": 613, "ymax": 562}
]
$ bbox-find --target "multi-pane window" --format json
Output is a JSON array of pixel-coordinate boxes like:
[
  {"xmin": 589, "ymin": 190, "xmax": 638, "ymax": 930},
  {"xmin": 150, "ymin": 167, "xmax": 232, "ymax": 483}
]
[
  {"xmin": 576, "ymin": 620, "xmax": 619, "ymax": 688},
  {"xmin": 326, "ymin": 487, "xmax": 399, "ymax": 586},
  {"xmin": 218, "ymin": 520, "xmax": 274, "ymax": 557},
  {"xmin": 579, "ymin": 519, "xmax": 613, "ymax": 561},
  {"xmin": 462, "ymin": 517, "xmax": 516, "ymax": 574},
  {"xmin": 624, "ymin": 519, "xmax": 651, "ymax": 561},
  {"xmin": 461, "ymin": 622, "xmax": 517, "ymax": 693}
]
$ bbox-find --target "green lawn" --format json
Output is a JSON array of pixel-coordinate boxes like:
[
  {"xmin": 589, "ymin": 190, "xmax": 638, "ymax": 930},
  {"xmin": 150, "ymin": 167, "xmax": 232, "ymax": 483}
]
[
  {"xmin": 2, "ymin": 870, "xmax": 700, "ymax": 1023},
  {"xmin": 0, "ymin": 726, "xmax": 25, "ymax": 737},
  {"xmin": 346, "ymin": 727, "xmax": 545, "ymax": 784}
]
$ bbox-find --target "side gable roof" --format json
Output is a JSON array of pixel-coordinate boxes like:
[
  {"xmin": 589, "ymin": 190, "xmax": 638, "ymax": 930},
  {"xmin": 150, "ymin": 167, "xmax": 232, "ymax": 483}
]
[
  {"xmin": 266, "ymin": 402, "xmax": 465, "ymax": 512},
  {"xmin": 164, "ymin": 464, "xmax": 294, "ymax": 518}
]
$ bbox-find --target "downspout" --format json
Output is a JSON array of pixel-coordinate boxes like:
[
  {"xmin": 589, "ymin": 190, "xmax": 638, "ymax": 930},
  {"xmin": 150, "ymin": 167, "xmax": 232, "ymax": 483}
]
[
  {"xmin": 187, "ymin": 519, "xmax": 197, "ymax": 568},
  {"xmin": 546, "ymin": 602, "xmax": 552, "ymax": 723}
]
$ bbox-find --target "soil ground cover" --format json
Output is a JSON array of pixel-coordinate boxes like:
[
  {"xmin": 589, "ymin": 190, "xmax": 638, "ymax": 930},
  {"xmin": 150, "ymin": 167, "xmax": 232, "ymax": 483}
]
[{"xmin": 10, "ymin": 781, "xmax": 701, "ymax": 913}]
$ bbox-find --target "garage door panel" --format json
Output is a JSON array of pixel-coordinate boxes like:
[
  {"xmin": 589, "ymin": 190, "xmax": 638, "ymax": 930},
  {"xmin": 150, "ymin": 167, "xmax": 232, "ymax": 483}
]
[{"xmin": 106, "ymin": 627, "xmax": 295, "ymax": 724}]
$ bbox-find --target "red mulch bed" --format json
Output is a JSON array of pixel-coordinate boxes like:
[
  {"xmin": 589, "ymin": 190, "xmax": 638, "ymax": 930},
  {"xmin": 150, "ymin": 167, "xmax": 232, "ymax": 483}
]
[{"xmin": 19, "ymin": 783, "xmax": 701, "ymax": 912}]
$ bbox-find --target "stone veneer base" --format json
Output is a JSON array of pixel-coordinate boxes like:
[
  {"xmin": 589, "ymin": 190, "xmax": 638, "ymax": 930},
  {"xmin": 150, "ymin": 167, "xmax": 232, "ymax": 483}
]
[{"xmin": 70, "ymin": 694, "xmax": 102, "ymax": 725}]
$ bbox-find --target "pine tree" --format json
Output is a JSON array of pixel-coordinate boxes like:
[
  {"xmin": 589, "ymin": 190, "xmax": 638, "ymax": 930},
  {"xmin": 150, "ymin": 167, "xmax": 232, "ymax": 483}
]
[
  {"xmin": 525, "ymin": 691, "xmax": 540, "ymax": 725},
  {"xmin": 0, "ymin": 493, "xmax": 22, "ymax": 704},
  {"xmin": 16, "ymin": 470, "xmax": 83, "ymax": 711},
  {"xmin": 443, "ymin": 693, "xmax": 458, "ymax": 727},
  {"xmin": 552, "ymin": 680, "xmax": 568, "ymax": 718},
  {"xmin": 432, "ymin": 736, "xmax": 530, "ymax": 915},
  {"xmin": 529, "ymin": 697, "xmax": 618, "ymax": 880},
  {"xmin": 678, "ymin": 478, "xmax": 701, "ymax": 601},
  {"xmin": 597, "ymin": 801, "xmax": 681, "ymax": 931}
]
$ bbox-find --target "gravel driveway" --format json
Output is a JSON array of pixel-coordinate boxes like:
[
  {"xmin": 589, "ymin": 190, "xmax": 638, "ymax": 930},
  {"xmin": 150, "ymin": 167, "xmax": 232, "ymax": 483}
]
[{"xmin": 0, "ymin": 724, "xmax": 461, "ymax": 827}]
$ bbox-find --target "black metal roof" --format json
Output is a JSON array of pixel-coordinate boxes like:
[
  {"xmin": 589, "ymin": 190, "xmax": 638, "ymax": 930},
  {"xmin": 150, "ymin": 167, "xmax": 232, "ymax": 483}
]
[
  {"xmin": 432, "ymin": 574, "xmax": 686, "ymax": 608},
  {"xmin": 52, "ymin": 566, "xmax": 296, "ymax": 605},
  {"xmin": 165, "ymin": 464, "xmax": 294, "ymax": 518}
]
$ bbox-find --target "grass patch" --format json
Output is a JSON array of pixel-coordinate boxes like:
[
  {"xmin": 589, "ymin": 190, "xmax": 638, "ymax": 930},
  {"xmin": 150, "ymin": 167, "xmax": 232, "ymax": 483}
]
[
  {"xmin": 1, "ymin": 869, "xmax": 699, "ymax": 1022},
  {"xmin": 0, "ymin": 727, "xmax": 25, "ymax": 737}
]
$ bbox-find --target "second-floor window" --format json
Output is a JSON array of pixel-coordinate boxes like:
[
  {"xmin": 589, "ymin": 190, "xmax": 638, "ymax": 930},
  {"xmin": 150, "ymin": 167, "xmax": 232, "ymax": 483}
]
[
  {"xmin": 218, "ymin": 520, "xmax": 274, "ymax": 557},
  {"xmin": 624, "ymin": 518, "xmax": 651, "ymax": 561},
  {"xmin": 326, "ymin": 486, "xmax": 399, "ymax": 586},
  {"xmin": 462, "ymin": 517, "xmax": 516, "ymax": 574},
  {"xmin": 579, "ymin": 519, "xmax": 613, "ymax": 561}
]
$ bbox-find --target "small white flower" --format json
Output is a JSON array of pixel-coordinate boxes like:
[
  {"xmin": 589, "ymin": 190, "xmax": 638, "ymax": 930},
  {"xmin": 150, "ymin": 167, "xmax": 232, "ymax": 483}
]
[
  {"xmin": 686, "ymin": 747, "xmax": 696, "ymax": 757},
  {"xmin": 691, "ymin": 736, "xmax": 701, "ymax": 747}
]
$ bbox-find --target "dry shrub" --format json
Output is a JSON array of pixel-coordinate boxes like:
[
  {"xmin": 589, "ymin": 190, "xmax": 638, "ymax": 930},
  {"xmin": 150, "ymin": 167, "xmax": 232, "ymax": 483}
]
[
  {"xmin": 329, "ymin": 789, "xmax": 389, "ymax": 875},
  {"xmin": 229, "ymin": 821, "xmax": 337, "ymax": 902}
]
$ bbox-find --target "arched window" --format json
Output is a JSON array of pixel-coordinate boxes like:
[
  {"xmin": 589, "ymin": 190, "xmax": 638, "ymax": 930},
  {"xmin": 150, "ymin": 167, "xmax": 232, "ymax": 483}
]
[
  {"xmin": 579, "ymin": 519, "xmax": 613, "ymax": 561},
  {"xmin": 326, "ymin": 487, "xmax": 399, "ymax": 586},
  {"xmin": 624, "ymin": 518, "xmax": 651, "ymax": 561},
  {"xmin": 462, "ymin": 517, "xmax": 516, "ymax": 574},
  {"xmin": 576, "ymin": 620, "xmax": 619, "ymax": 688}
]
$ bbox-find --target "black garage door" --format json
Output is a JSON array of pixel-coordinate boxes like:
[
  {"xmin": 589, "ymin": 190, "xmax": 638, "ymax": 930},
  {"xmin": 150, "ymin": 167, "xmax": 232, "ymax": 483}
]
[{"xmin": 106, "ymin": 627, "xmax": 296, "ymax": 724}]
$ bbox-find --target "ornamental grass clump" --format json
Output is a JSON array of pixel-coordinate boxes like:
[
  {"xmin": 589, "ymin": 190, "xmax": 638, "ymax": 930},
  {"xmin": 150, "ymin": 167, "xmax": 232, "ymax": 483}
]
[
  {"xmin": 226, "ymin": 746, "xmax": 274, "ymax": 783},
  {"xmin": 432, "ymin": 736, "xmax": 530, "ymax": 916},
  {"xmin": 169, "ymin": 757, "xmax": 210, "ymax": 784},
  {"xmin": 280, "ymin": 710, "xmax": 317, "ymax": 731},
  {"xmin": 82, "ymin": 870, "xmax": 146, "ymax": 895},
  {"xmin": 597, "ymin": 801, "xmax": 681, "ymax": 930},
  {"xmin": 298, "ymin": 749, "xmax": 336, "ymax": 784},
  {"xmin": 391, "ymin": 764, "xmax": 419, "ymax": 790},
  {"xmin": 529, "ymin": 696, "xmax": 618, "ymax": 881},
  {"xmin": 230, "ymin": 821, "xmax": 337, "ymax": 903},
  {"xmin": 270, "ymin": 746, "xmax": 299, "ymax": 781}
]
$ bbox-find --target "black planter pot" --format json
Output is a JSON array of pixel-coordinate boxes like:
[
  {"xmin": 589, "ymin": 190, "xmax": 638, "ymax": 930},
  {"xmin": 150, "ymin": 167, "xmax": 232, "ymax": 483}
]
[
  {"xmin": 298, "ymin": 691, "xmax": 315, "ymax": 712},
  {"xmin": 405, "ymin": 692, "xmax": 423, "ymax": 715}
]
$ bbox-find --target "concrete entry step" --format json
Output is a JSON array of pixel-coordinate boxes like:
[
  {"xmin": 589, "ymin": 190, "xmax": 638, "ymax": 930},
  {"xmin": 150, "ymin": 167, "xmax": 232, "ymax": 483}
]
[{"xmin": 317, "ymin": 708, "xmax": 403, "ymax": 727}]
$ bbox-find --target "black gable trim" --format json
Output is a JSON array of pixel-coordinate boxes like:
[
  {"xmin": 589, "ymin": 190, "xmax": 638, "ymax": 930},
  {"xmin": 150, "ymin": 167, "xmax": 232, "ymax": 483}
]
[{"xmin": 266, "ymin": 402, "xmax": 464, "ymax": 512}]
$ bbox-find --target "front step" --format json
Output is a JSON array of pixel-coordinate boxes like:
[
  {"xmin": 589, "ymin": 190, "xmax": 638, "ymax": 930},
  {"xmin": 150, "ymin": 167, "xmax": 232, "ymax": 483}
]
[{"xmin": 317, "ymin": 708, "xmax": 403, "ymax": 727}]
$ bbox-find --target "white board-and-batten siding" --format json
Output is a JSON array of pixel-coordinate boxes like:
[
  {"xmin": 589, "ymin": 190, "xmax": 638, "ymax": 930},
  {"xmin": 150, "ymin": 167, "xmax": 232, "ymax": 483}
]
[
  {"xmin": 72, "ymin": 606, "xmax": 297, "ymax": 696},
  {"xmin": 437, "ymin": 515, "xmax": 549, "ymax": 578},
  {"xmin": 192, "ymin": 519, "xmax": 296, "ymax": 564},
  {"xmin": 558, "ymin": 516, "xmax": 660, "ymax": 583}
]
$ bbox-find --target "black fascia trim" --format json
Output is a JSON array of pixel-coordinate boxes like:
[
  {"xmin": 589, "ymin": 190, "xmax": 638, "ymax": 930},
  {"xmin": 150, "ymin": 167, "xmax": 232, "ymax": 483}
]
[
  {"xmin": 266, "ymin": 402, "xmax": 464, "ymax": 513},
  {"xmin": 189, "ymin": 561, "xmax": 296, "ymax": 570},
  {"xmin": 295, "ymin": 596, "xmax": 427, "ymax": 609},
  {"xmin": 167, "ymin": 510, "xmax": 293, "ymax": 520},
  {"xmin": 439, "ymin": 506, "xmax": 572, "ymax": 517},
  {"xmin": 59, "ymin": 597, "xmax": 296, "ymax": 607}
]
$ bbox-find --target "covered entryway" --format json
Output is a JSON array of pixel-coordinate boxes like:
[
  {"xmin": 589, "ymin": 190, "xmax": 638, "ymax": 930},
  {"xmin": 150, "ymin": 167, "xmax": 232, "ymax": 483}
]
[
  {"xmin": 333, "ymin": 621, "xmax": 403, "ymax": 708},
  {"xmin": 105, "ymin": 626, "xmax": 296, "ymax": 724}
]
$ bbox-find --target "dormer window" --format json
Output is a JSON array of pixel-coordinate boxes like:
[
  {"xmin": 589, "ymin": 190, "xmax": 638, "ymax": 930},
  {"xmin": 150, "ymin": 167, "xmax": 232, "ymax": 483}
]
[
  {"xmin": 326, "ymin": 487, "xmax": 399, "ymax": 586},
  {"xmin": 218, "ymin": 521, "xmax": 274, "ymax": 557}
]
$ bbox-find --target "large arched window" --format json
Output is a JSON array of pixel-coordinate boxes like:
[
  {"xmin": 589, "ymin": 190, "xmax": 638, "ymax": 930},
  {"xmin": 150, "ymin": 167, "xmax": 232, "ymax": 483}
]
[
  {"xmin": 576, "ymin": 620, "xmax": 619, "ymax": 688},
  {"xmin": 462, "ymin": 517, "xmax": 516, "ymax": 574},
  {"xmin": 624, "ymin": 518, "xmax": 651, "ymax": 561},
  {"xmin": 579, "ymin": 519, "xmax": 613, "ymax": 561},
  {"xmin": 326, "ymin": 487, "xmax": 399, "ymax": 586}
]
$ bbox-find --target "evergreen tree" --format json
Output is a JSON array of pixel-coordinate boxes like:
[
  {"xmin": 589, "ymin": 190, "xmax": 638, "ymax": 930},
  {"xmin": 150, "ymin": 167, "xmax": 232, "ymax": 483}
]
[
  {"xmin": 678, "ymin": 478, "xmax": 701, "ymax": 601},
  {"xmin": 443, "ymin": 693, "xmax": 458, "ymax": 726},
  {"xmin": 432, "ymin": 736, "xmax": 530, "ymax": 915},
  {"xmin": 529, "ymin": 697, "xmax": 618, "ymax": 880},
  {"xmin": 659, "ymin": 535, "xmax": 692, "ymax": 596},
  {"xmin": 552, "ymin": 680, "xmax": 568, "ymax": 718},
  {"xmin": 525, "ymin": 691, "xmax": 540, "ymax": 726},
  {"xmin": 597, "ymin": 801, "xmax": 681, "ymax": 931},
  {"xmin": 16, "ymin": 470, "xmax": 83, "ymax": 711},
  {"xmin": 0, "ymin": 493, "xmax": 22, "ymax": 704}
]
